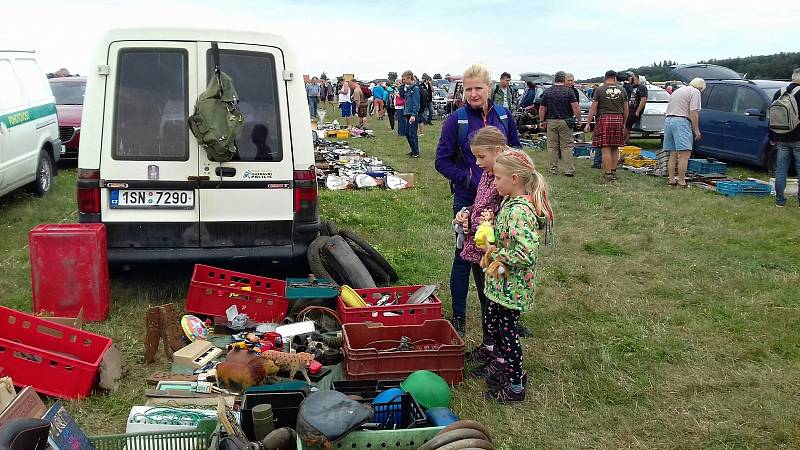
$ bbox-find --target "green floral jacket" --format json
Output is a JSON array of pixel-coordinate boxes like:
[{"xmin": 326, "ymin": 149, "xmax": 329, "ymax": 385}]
[{"xmin": 485, "ymin": 196, "xmax": 543, "ymax": 312}]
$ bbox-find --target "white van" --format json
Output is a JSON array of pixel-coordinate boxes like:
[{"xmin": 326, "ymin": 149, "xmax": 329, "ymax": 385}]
[
  {"xmin": 0, "ymin": 50, "xmax": 61, "ymax": 198},
  {"xmin": 77, "ymin": 29, "xmax": 319, "ymax": 263}
]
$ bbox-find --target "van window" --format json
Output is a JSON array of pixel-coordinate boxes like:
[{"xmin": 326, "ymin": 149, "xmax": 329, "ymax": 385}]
[
  {"xmin": 732, "ymin": 87, "xmax": 763, "ymax": 114},
  {"xmin": 208, "ymin": 50, "xmax": 282, "ymax": 162},
  {"xmin": 14, "ymin": 59, "xmax": 50, "ymax": 103},
  {"xmin": 113, "ymin": 49, "xmax": 189, "ymax": 161},
  {"xmin": 704, "ymin": 84, "xmax": 736, "ymax": 112},
  {"xmin": 700, "ymin": 85, "xmax": 713, "ymax": 105},
  {"xmin": 0, "ymin": 60, "xmax": 25, "ymax": 110}
]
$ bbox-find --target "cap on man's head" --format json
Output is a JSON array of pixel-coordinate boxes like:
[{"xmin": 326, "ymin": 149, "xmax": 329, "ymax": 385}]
[
  {"xmin": 501, "ymin": 72, "xmax": 511, "ymax": 79},
  {"xmin": 605, "ymin": 70, "xmax": 617, "ymax": 79}
]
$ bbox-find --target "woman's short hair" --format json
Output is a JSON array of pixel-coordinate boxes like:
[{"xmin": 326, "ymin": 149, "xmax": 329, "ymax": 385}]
[
  {"xmin": 401, "ymin": 70, "xmax": 414, "ymax": 79},
  {"xmin": 689, "ymin": 77, "xmax": 706, "ymax": 91},
  {"xmin": 792, "ymin": 68, "xmax": 800, "ymax": 83},
  {"xmin": 462, "ymin": 64, "xmax": 491, "ymax": 85}
]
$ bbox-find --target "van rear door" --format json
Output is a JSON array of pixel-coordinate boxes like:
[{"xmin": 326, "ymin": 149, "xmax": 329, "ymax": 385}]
[
  {"xmin": 100, "ymin": 42, "xmax": 201, "ymax": 249},
  {"xmin": 195, "ymin": 42, "xmax": 294, "ymax": 248}
]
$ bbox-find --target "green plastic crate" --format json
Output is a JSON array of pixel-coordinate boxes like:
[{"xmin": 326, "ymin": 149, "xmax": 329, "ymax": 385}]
[
  {"xmin": 89, "ymin": 419, "xmax": 217, "ymax": 450},
  {"xmin": 297, "ymin": 426, "xmax": 444, "ymax": 450}
]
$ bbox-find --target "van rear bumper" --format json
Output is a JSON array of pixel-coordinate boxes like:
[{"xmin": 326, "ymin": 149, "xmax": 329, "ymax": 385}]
[{"xmin": 108, "ymin": 244, "xmax": 308, "ymax": 264}]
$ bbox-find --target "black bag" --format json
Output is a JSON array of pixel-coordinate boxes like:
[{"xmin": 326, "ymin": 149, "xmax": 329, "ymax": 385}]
[{"xmin": 296, "ymin": 390, "xmax": 372, "ymax": 447}]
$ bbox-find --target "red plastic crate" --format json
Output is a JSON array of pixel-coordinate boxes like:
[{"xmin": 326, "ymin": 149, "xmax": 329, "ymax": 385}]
[
  {"xmin": 0, "ymin": 306, "xmax": 112, "ymax": 399},
  {"xmin": 29, "ymin": 224, "xmax": 109, "ymax": 322},
  {"xmin": 337, "ymin": 285, "xmax": 442, "ymax": 326},
  {"xmin": 343, "ymin": 320, "xmax": 465, "ymax": 384},
  {"xmin": 185, "ymin": 265, "xmax": 288, "ymax": 323}
]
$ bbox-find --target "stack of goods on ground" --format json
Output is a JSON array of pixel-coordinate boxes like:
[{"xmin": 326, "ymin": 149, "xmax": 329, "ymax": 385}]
[
  {"xmin": 1, "ymin": 222, "xmax": 496, "ymax": 449},
  {"xmin": 316, "ymin": 120, "xmax": 375, "ymax": 139},
  {"xmin": 315, "ymin": 138, "xmax": 413, "ymax": 191}
]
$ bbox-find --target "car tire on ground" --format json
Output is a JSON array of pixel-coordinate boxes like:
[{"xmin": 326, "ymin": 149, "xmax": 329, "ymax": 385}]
[
  {"xmin": 28, "ymin": 150, "xmax": 54, "ymax": 197},
  {"xmin": 351, "ymin": 246, "xmax": 391, "ymax": 286},
  {"xmin": 339, "ymin": 229, "xmax": 399, "ymax": 283},
  {"xmin": 321, "ymin": 235, "xmax": 376, "ymax": 289},
  {"xmin": 307, "ymin": 236, "xmax": 338, "ymax": 287}
]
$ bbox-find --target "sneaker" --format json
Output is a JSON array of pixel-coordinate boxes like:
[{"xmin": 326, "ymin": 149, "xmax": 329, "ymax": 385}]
[
  {"xmin": 600, "ymin": 173, "xmax": 614, "ymax": 183},
  {"xmin": 486, "ymin": 369, "xmax": 528, "ymax": 390},
  {"xmin": 412, "ymin": 154, "xmax": 420, "ymax": 158},
  {"xmin": 776, "ymin": 202, "xmax": 786, "ymax": 208},
  {"xmin": 549, "ymin": 168, "xmax": 558, "ymax": 175},
  {"xmin": 610, "ymin": 171, "xmax": 618, "ymax": 181},
  {"xmin": 466, "ymin": 344, "xmax": 495, "ymax": 364},
  {"xmin": 484, "ymin": 384, "xmax": 526, "ymax": 403},
  {"xmin": 468, "ymin": 359, "xmax": 506, "ymax": 379},
  {"xmin": 449, "ymin": 317, "xmax": 465, "ymax": 337}
]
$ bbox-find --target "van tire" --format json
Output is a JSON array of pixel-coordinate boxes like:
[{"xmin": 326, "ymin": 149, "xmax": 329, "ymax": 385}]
[
  {"xmin": 321, "ymin": 235, "xmax": 376, "ymax": 289},
  {"xmin": 29, "ymin": 150, "xmax": 54, "ymax": 197},
  {"xmin": 339, "ymin": 229, "xmax": 399, "ymax": 282},
  {"xmin": 351, "ymin": 246, "xmax": 391, "ymax": 286},
  {"xmin": 307, "ymin": 236, "xmax": 338, "ymax": 286}
]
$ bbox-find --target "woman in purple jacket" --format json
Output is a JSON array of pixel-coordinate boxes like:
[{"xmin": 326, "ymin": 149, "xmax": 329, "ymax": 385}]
[{"xmin": 435, "ymin": 64, "xmax": 520, "ymax": 337}]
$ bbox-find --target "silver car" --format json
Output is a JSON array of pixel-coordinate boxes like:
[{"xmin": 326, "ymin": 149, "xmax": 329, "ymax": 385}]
[{"xmin": 629, "ymin": 84, "xmax": 671, "ymax": 140}]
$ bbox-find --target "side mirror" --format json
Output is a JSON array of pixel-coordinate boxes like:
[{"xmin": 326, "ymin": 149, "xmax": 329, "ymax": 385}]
[{"xmin": 744, "ymin": 108, "xmax": 765, "ymax": 118}]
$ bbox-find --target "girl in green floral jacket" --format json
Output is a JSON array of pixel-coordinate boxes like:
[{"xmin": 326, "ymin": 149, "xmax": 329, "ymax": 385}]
[{"xmin": 480, "ymin": 149, "xmax": 553, "ymax": 403}]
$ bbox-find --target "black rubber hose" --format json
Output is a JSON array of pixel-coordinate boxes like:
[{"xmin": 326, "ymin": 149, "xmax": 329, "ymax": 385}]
[
  {"xmin": 339, "ymin": 229, "xmax": 399, "ymax": 282},
  {"xmin": 307, "ymin": 236, "xmax": 338, "ymax": 287},
  {"xmin": 321, "ymin": 235, "xmax": 376, "ymax": 289},
  {"xmin": 351, "ymin": 246, "xmax": 391, "ymax": 285}
]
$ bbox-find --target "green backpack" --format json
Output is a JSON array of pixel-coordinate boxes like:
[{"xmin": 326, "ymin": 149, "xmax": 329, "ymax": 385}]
[{"xmin": 188, "ymin": 44, "xmax": 245, "ymax": 162}]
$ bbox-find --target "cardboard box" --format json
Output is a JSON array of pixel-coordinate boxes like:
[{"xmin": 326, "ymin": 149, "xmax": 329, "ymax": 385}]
[
  {"xmin": 398, "ymin": 173, "xmax": 415, "ymax": 188},
  {"xmin": 37, "ymin": 307, "xmax": 84, "ymax": 330},
  {"xmin": 0, "ymin": 387, "xmax": 45, "ymax": 427}
]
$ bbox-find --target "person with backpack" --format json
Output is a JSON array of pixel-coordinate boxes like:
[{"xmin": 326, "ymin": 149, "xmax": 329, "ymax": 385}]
[
  {"xmin": 385, "ymin": 83, "xmax": 397, "ymax": 131},
  {"xmin": 770, "ymin": 68, "xmax": 800, "ymax": 208},
  {"xmin": 417, "ymin": 78, "xmax": 430, "ymax": 136},
  {"xmin": 491, "ymin": 72, "xmax": 516, "ymax": 110},
  {"xmin": 434, "ymin": 63, "xmax": 520, "ymax": 337}
]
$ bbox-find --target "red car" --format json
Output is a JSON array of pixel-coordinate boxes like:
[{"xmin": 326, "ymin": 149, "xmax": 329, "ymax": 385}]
[{"xmin": 49, "ymin": 76, "xmax": 86, "ymax": 158}]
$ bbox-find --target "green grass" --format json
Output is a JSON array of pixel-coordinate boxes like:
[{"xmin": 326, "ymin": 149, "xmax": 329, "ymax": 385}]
[{"xmin": 1, "ymin": 107, "xmax": 799, "ymax": 449}]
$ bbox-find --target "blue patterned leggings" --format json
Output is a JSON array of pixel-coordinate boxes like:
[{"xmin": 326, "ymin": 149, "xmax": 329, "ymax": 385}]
[{"xmin": 486, "ymin": 301, "xmax": 523, "ymax": 385}]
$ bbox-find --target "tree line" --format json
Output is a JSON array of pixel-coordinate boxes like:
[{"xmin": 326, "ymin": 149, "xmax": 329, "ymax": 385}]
[{"xmin": 580, "ymin": 52, "xmax": 800, "ymax": 83}]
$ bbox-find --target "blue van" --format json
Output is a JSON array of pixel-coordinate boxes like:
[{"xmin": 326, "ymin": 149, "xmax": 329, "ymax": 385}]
[{"xmin": 671, "ymin": 64, "xmax": 788, "ymax": 169}]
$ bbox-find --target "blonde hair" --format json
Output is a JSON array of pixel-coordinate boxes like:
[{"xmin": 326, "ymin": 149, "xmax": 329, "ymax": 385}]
[
  {"xmin": 494, "ymin": 150, "xmax": 554, "ymax": 222},
  {"xmin": 689, "ymin": 77, "xmax": 706, "ymax": 91},
  {"xmin": 471, "ymin": 126, "xmax": 507, "ymax": 149},
  {"xmin": 462, "ymin": 64, "xmax": 491, "ymax": 86}
]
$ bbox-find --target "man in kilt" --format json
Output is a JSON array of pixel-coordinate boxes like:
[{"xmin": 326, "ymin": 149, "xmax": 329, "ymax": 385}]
[{"xmin": 585, "ymin": 70, "xmax": 629, "ymax": 183}]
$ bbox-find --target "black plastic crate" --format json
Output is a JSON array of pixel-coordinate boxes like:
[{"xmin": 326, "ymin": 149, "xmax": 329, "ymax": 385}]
[
  {"xmin": 332, "ymin": 379, "xmax": 403, "ymax": 401},
  {"xmin": 240, "ymin": 390, "xmax": 307, "ymax": 441}
]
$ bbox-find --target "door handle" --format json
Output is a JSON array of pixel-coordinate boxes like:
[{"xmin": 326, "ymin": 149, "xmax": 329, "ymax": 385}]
[
  {"xmin": 187, "ymin": 175, "xmax": 210, "ymax": 181},
  {"xmin": 215, "ymin": 167, "xmax": 236, "ymax": 177}
]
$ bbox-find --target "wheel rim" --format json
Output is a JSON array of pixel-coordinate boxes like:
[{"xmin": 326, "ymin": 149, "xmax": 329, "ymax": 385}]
[{"xmin": 39, "ymin": 159, "xmax": 51, "ymax": 192}]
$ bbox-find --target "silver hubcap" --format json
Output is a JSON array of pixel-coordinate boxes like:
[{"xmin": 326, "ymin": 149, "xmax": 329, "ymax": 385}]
[{"xmin": 39, "ymin": 159, "xmax": 51, "ymax": 191}]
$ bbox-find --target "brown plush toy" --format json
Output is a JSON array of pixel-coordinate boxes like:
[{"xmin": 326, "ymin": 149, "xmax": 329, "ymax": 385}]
[{"xmin": 481, "ymin": 245, "xmax": 508, "ymax": 279}]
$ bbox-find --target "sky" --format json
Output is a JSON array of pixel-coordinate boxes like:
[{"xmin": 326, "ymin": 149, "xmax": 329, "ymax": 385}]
[{"xmin": 3, "ymin": 0, "xmax": 800, "ymax": 81}]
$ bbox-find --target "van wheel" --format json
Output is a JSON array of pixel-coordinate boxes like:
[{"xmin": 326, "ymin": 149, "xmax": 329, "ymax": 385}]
[{"xmin": 30, "ymin": 151, "xmax": 54, "ymax": 197}]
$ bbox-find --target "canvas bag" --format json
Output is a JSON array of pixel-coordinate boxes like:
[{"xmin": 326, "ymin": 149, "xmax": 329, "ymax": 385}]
[
  {"xmin": 769, "ymin": 85, "xmax": 800, "ymax": 134},
  {"xmin": 188, "ymin": 42, "xmax": 245, "ymax": 162},
  {"xmin": 296, "ymin": 390, "xmax": 372, "ymax": 447}
]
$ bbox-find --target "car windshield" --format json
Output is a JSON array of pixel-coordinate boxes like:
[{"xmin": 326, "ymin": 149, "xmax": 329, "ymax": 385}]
[
  {"xmin": 647, "ymin": 89, "xmax": 671, "ymax": 102},
  {"xmin": 761, "ymin": 87, "xmax": 781, "ymax": 99},
  {"xmin": 50, "ymin": 81, "xmax": 86, "ymax": 105}
]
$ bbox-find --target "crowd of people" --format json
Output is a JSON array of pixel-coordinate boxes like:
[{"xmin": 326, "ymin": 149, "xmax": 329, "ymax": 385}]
[{"xmin": 301, "ymin": 63, "xmax": 800, "ymax": 403}]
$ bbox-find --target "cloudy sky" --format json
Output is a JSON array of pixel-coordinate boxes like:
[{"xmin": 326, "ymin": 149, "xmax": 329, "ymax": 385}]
[{"xmin": 4, "ymin": 0, "xmax": 799, "ymax": 81}]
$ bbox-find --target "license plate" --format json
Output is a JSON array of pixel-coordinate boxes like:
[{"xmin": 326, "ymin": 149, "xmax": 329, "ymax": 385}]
[{"xmin": 110, "ymin": 190, "xmax": 194, "ymax": 209}]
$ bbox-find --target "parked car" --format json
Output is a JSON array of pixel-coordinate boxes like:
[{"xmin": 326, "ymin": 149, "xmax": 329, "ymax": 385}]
[
  {"xmin": 49, "ymin": 76, "xmax": 86, "ymax": 158},
  {"xmin": 0, "ymin": 50, "xmax": 61, "ymax": 199},
  {"xmin": 629, "ymin": 84, "xmax": 670, "ymax": 140},
  {"xmin": 432, "ymin": 79, "xmax": 450, "ymax": 91},
  {"xmin": 432, "ymin": 88, "xmax": 448, "ymax": 118},
  {"xmin": 671, "ymin": 64, "xmax": 789, "ymax": 169},
  {"xmin": 78, "ymin": 28, "xmax": 318, "ymax": 263},
  {"xmin": 531, "ymin": 84, "xmax": 594, "ymax": 128}
]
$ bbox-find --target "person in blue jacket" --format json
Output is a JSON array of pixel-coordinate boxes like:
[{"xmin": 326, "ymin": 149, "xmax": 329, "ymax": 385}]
[
  {"xmin": 402, "ymin": 70, "xmax": 421, "ymax": 157},
  {"xmin": 434, "ymin": 63, "xmax": 521, "ymax": 337}
]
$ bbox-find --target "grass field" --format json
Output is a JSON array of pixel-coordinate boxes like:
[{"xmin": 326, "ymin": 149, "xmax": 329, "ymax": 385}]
[{"xmin": 1, "ymin": 105, "xmax": 798, "ymax": 449}]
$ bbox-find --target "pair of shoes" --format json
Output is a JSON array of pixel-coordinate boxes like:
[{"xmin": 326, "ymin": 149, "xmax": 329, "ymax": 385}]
[
  {"xmin": 484, "ymin": 384, "xmax": 526, "ymax": 403},
  {"xmin": 466, "ymin": 344, "xmax": 495, "ymax": 364},
  {"xmin": 776, "ymin": 202, "xmax": 786, "ymax": 208},
  {"xmin": 486, "ymin": 369, "xmax": 528, "ymax": 390},
  {"xmin": 449, "ymin": 317, "xmax": 465, "ymax": 337},
  {"xmin": 143, "ymin": 303, "xmax": 183, "ymax": 363},
  {"xmin": 564, "ymin": 173, "xmax": 575, "ymax": 177},
  {"xmin": 469, "ymin": 359, "xmax": 506, "ymax": 379}
]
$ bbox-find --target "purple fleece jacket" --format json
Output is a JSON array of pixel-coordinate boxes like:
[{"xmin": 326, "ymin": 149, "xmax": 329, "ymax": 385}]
[{"xmin": 434, "ymin": 101, "xmax": 520, "ymax": 201}]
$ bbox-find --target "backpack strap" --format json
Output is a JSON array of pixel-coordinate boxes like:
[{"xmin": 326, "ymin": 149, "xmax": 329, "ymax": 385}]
[
  {"xmin": 456, "ymin": 107, "xmax": 469, "ymax": 154},
  {"xmin": 211, "ymin": 42, "xmax": 222, "ymax": 96},
  {"xmin": 493, "ymin": 105, "xmax": 510, "ymax": 136}
]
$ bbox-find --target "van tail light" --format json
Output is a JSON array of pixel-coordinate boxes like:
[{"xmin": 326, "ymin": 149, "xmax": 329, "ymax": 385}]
[
  {"xmin": 77, "ymin": 168, "xmax": 101, "ymax": 217},
  {"xmin": 293, "ymin": 168, "xmax": 318, "ymax": 222}
]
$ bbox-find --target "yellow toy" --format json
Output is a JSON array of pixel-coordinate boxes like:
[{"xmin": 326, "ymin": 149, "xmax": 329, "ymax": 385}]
[{"xmin": 474, "ymin": 222, "xmax": 495, "ymax": 248}]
